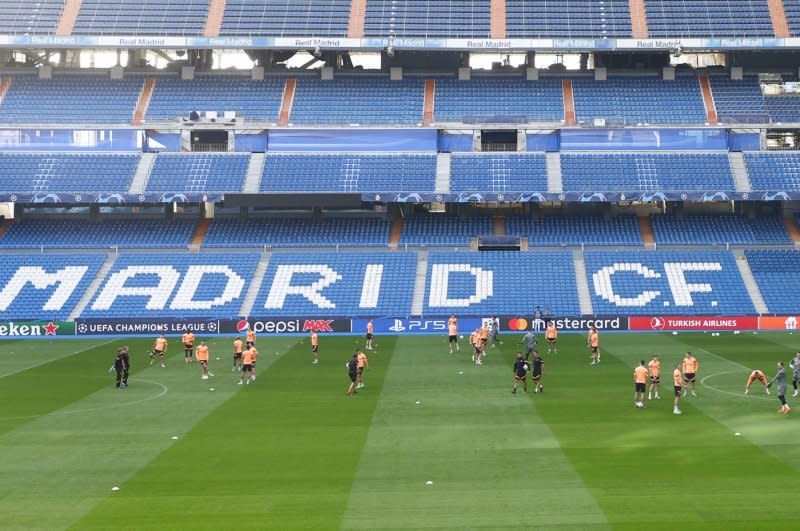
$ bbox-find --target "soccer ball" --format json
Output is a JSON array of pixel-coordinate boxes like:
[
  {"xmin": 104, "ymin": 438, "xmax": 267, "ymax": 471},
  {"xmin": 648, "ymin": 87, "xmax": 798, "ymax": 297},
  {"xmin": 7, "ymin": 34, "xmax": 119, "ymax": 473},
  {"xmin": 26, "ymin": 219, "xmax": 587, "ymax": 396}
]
[{"xmin": 459, "ymin": 335, "xmax": 463, "ymax": 339}]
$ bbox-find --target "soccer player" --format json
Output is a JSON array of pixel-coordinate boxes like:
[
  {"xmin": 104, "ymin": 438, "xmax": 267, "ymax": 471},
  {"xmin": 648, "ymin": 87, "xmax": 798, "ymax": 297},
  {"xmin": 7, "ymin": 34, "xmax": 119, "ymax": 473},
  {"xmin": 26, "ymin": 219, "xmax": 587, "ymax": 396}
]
[
  {"xmin": 346, "ymin": 352, "xmax": 359, "ymax": 396},
  {"xmin": 232, "ymin": 336, "xmax": 243, "ymax": 371},
  {"xmin": 634, "ymin": 360, "xmax": 648, "ymax": 408},
  {"xmin": 489, "ymin": 316, "xmax": 500, "ymax": 348},
  {"xmin": 512, "ymin": 353, "xmax": 528, "ymax": 394},
  {"xmin": 120, "ymin": 346, "xmax": 130, "ymax": 388},
  {"xmin": 519, "ymin": 329, "xmax": 536, "ymax": 360},
  {"xmin": 182, "ymin": 328, "xmax": 195, "ymax": 364},
  {"xmin": 448, "ymin": 315, "xmax": 459, "ymax": 353},
  {"xmin": 246, "ymin": 328, "xmax": 256, "ymax": 349},
  {"xmin": 195, "ymin": 340, "xmax": 213, "ymax": 380},
  {"xmin": 790, "ymin": 352, "xmax": 800, "ymax": 397},
  {"xmin": 545, "ymin": 321, "xmax": 558, "ymax": 354},
  {"xmin": 366, "ymin": 319, "xmax": 374, "ymax": 350},
  {"xmin": 479, "ymin": 324, "xmax": 489, "ymax": 356},
  {"xmin": 744, "ymin": 369, "xmax": 770, "ymax": 395},
  {"xmin": 673, "ymin": 363, "xmax": 683, "ymax": 415},
  {"xmin": 682, "ymin": 351, "xmax": 699, "ymax": 397},
  {"xmin": 470, "ymin": 328, "xmax": 483, "ymax": 365},
  {"xmin": 113, "ymin": 348, "xmax": 125, "ymax": 389},
  {"xmin": 767, "ymin": 361, "xmax": 791, "ymax": 414},
  {"xmin": 150, "ymin": 334, "xmax": 168, "ymax": 367},
  {"xmin": 588, "ymin": 327, "xmax": 600, "ymax": 365},
  {"xmin": 648, "ymin": 355, "xmax": 661, "ymax": 400},
  {"xmin": 356, "ymin": 349, "xmax": 369, "ymax": 388},
  {"xmin": 531, "ymin": 351, "xmax": 544, "ymax": 393},
  {"xmin": 249, "ymin": 344, "xmax": 259, "ymax": 381},
  {"xmin": 311, "ymin": 330, "xmax": 319, "ymax": 365},
  {"xmin": 239, "ymin": 347, "xmax": 254, "ymax": 385},
  {"xmin": 532, "ymin": 305, "xmax": 543, "ymax": 332}
]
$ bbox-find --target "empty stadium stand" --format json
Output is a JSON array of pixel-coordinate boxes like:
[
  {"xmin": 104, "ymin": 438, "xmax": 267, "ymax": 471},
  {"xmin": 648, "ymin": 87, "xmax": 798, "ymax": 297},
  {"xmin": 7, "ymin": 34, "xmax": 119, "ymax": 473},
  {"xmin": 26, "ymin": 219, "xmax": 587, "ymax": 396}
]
[
  {"xmin": 708, "ymin": 76, "xmax": 770, "ymax": 124},
  {"xmin": 650, "ymin": 214, "xmax": 791, "ymax": 245},
  {"xmin": 0, "ymin": 218, "xmax": 198, "ymax": 249},
  {"xmin": 764, "ymin": 88, "xmax": 800, "ymax": 123},
  {"xmin": 0, "ymin": 75, "xmax": 143, "ymax": 125},
  {"xmin": 450, "ymin": 153, "xmax": 548, "ymax": 192},
  {"xmin": 0, "ymin": 153, "xmax": 139, "ymax": 192},
  {"xmin": 744, "ymin": 152, "xmax": 800, "ymax": 190},
  {"xmin": 505, "ymin": 0, "xmax": 632, "ymax": 38},
  {"xmin": 787, "ymin": 1, "xmax": 800, "ymax": 36},
  {"xmin": 560, "ymin": 153, "xmax": 735, "ymax": 192},
  {"xmin": 364, "ymin": 0, "xmax": 491, "ymax": 37},
  {"xmin": 506, "ymin": 215, "xmax": 642, "ymax": 246},
  {"xmin": 584, "ymin": 250, "xmax": 755, "ymax": 314},
  {"xmin": 203, "ymin": 217, "xmax": 393, "ymax": 248},
  {"xmin": 145, "ymin": 153, "xmax": 250, "ymax": 193},
  {"xmin": 260, "ymin": 153, "xmax": 437, "ymax": 192},
  {"xmin": 423, "ymin": 251, "xmax": 581, "ymax": 315},
  {"xmin": 145, "ymin": 75, "xmax": 285, "ymax": 122},
  {"xmin": 220, "ymin": 0, "xmax": 350, "ymax": 37},
  {"xmin": 745, "ymin": 250, "xmax": 800, "ymax": 313},
  {"xmin": 254, "ymin": 252, "xmax": 418, "ymax": 316},
  {"xmin": 289, "ymin": 77, "xmax": 425, "ymax": 126},
  {"xmin": 433, "ymin": 77, "xmax": 564, "ymax": 124},
  {"xmin": 0, "ymin": 0, "xmax": 62, "ymax": 34},
  {"xmin": 83, "ymin": 253, "xmax": 261, "ymax": 318},
  {"xmin": 73, "ymin": 0, "xmax": 210, "ymax": 36},
  {"xmin": 400, "ymin": 215, "xmax": 494, "ymax": 246},
  {"xmin": 571, "ymin": 76, "xmax": 707, "ymax": 126},
  {"xmin": 644, "ymin": 0, "xmax": 775, "ymax": 37},
  {"xmin": 0, "ymin": 253, "xmax": 105, "ymax": 320}
]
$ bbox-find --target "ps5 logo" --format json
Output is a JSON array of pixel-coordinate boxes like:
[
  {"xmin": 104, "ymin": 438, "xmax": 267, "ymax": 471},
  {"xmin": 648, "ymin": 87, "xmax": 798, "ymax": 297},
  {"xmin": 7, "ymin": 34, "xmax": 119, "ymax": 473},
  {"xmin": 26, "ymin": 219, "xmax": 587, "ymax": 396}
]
[{"xmin": 389, "ymin": 319, "xmax": 406, "ymax": 332}]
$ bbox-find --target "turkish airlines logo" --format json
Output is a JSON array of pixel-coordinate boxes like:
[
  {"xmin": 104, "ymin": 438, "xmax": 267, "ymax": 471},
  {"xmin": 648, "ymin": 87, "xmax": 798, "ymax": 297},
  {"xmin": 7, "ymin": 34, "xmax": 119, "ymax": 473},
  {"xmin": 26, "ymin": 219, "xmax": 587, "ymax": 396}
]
[{"xmin": 650, "ymin": 317, "xmax": 666, "ymax": 331}]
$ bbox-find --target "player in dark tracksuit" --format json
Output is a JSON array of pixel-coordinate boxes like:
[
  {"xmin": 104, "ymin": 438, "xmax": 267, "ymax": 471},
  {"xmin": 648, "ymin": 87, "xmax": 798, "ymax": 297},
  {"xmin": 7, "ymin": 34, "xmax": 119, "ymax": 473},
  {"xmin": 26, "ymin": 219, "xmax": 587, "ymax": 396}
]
[
  {"xmin": 346, "ymin": 352, "xmax": 359, "ymax": 396},
  {"xmin": 120, "ymin": 346, "xmax": 130, "ymax": 387},
  {"xmin": 114, "ymin": 349, "xmax": 125, "ymax": 389},
  {"xmin": 512, "ymin": 353, "xmax": 528, "ymax": 394}
]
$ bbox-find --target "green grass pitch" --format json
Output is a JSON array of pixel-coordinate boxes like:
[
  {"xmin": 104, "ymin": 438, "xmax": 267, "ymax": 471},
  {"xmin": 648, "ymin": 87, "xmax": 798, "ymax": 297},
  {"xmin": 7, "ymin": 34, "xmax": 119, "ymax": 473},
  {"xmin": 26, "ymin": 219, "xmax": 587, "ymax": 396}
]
[{"xmin": 0, "ymin": 331, "xmax": 798, "ymax": 530}]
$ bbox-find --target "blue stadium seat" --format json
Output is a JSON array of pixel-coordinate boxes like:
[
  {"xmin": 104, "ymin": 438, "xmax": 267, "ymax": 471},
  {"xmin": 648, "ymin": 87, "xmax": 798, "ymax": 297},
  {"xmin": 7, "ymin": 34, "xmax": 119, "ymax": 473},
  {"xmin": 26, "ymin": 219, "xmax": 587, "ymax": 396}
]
[
  {"xmin": 146, "ymin": 153, "xmax": 250, "ymax": 193},
  {"xmin": 401, "ymin": 215, "xmax": 494, "ymax": 246},
  {"xmin": 0, "ymin": 153, "xmax": 139, "ymax": 193},
  {"xmin": 0, "ymin": 0, "xmax": 62, "ymax": 34},
  {"xmin": 221, "ymin": 0, "xmax": 350, "ymax": 36},
  {"xmin": 644, "ymin": 0, "xmax": 775, "ymax": 37},
  {"xmin": 450, "ymin": 153, "xmax": 548, "ymax": 193},
  {"xmin": 506, "ymin": 0, "xmax": 632, "ymax": 38},
  {"xmin": 709, "ymin": 76, "xmax": 770, "ymax": 124},
  {"xmin": 364, "ymin": 0, "xmax": 491, "ymax": 37},
  {"xmin": 73, "ymin": 0, "xmax": 209, "ymax": 36},
  {"xmin": 203, "ymin": 217, "xmax": 392, "ymax": 248},
  {"xmin": 744, "ymin": 152, "xmax": 800, "ymax": 190},
  {"xmin": 651, "ymin": 214, "xmax": 791, "ymax": 245},
  {"xmin": 745, "ymin": 250, "xmax": 800, "ymax": 313},
  {"xmin": 506, "ymin": 215, "xmax": 642, "ymax": 246}
]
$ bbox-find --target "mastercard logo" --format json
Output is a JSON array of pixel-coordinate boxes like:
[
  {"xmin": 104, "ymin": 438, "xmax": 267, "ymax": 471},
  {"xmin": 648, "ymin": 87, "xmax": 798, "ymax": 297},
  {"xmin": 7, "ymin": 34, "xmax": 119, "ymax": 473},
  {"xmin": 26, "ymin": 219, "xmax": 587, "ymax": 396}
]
[{"xmin": 508, "ymin": 318, "xmax": 529, "ymax": 331}]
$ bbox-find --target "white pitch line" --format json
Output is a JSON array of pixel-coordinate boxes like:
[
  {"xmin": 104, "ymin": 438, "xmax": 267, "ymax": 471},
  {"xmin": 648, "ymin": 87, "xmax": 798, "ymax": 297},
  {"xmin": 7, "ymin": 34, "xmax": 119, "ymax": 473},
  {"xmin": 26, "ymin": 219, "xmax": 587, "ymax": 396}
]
[
  {"xmin": 0, "ymin": 339, "xmax": 116, "ymax": 381},
  {"xmin": 700, "ymin": 370, "xmax": 773, "ymax": 402}
]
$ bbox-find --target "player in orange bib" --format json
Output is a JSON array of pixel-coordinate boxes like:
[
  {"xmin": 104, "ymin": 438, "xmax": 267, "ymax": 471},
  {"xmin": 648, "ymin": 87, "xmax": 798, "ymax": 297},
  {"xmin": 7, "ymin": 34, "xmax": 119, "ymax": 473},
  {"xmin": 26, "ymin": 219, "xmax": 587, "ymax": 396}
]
[
  {"xmin": 470, "ymin": 328, "xmax": 483, "ymax": 365},
  {"xmin": 634, "ymin": 360, "xmax": 648, "ymax": 408},
  {"xmin": 648, "ymin": 355, "xmax": 661, "ymax": 400},
  {"xmin": 182, "ymin": 329, "xmax": 195, "ymax": 364},
  {"xmin": 366, "ymin": 319, "xmax": 374, "ymax": 350},
  {"xmin": 745, "ymin": 369, "xmax": 770, "ymax": 395},
  {"xmin": 448, "ymin": 315, "xmax": 459, "ymax": 354},
  {"xmin": 240, "ymin": 348, "xmax": 255, "ymax": 385},
  {"xmin": 249, "ymin": 345, "xmax": 259, "ymax": 381},
  {"xmin": 195, "ymin": 340, "xmax": 213, "ymax": 380},
  {"xmin": 682, "ymin": 352, "xmax": 699, "ymax": 397},
  {"xmin": 673, "ymin": 363, "xmax": 683, "ymax": 415},
  {"xmin": 479, "ymin": 325, "xmax": 489, "ymax": 358},
  {"xmin": 545, "ymin": 321, "xmax": 558, "ymax": 354},
  {"xmin": 311, "ymin": 330, "xmax": 319, "ymax": 365},
  {"xmin": 150, "ymin": 334, "xmax": 168, "ymax": 367},
  {"xmin": 246, "ymin": 329, "xmax": 256, "ymax": 349},
  {"xmin": 232, "ymin": 337, "xmax": 244, "ymax": 372},
  {"xmin": 588, "ymin": 327, "xmax": 600, "ymax": 365}
]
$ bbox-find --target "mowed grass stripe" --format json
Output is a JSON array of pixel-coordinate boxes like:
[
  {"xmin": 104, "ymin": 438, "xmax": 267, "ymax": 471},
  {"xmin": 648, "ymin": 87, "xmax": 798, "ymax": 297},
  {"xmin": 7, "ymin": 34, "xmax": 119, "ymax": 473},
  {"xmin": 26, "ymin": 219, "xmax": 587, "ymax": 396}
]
[
  {"xmin": 341, "ymin": 335, "xmax": 609, "ymax": 530},
  {"xmin": 0, "ymin": 339, "xmax": 113, "ymax": 379},
  {"xmin": 73, "ymin": 336, "xmax": 396, "ymax": 530},
  {"xmin": 534, "ymin": 333, "xmax": 795, "ymax": 528},
  {"xmin": 0, "ymin": 336, "xmax": 285, "ymax": 530}
]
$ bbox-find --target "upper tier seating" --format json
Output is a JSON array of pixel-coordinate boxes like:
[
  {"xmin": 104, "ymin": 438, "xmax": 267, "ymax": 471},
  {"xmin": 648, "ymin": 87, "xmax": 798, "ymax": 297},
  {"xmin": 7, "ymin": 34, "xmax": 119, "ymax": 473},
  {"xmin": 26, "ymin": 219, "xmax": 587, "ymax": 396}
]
[
  {"xmin": 260, "ymin": 154, "xmax": 437, "ymax": 192},
  {"xmin": 572, "ymin": 77, "xmax": 707, "ymax": 125},
  {"xmin": 0, "ymin": 0, "xmax": 62, "ymax": 34},
  {"xmin": 787, "ymin": 1, "xmax": 800, "ymax": 37},
  {"xmin": 145, "ymin": 76, "xmax": 285, "ymax": 122},
  {"xmin": 708, "ymin": 76, "xmax": 770, "ymax": 124},
  {"xmin": 584, "ymin": 250, "xmax": 754, "ymax": 314},
  {"xmin": 203, "ymin": 217, "xmax": 392, "ymax": 248},
  {"xmin": 561, "ymin": 153, "xmax": 734, "ymax": 192},
  {"xmin": 644, "ymin": 0, "xmax": 775, "ymax": 37},
  {"xmin": 506, "ymin": 0, "xmax": 632, "ymax": 38},
  {"xmin": 506, "ymin": 215, "xmax": 642, "ymax": 246},
  {"xmin": 423, "ymin": 251, "xmax": 580, "ymax": 315},
  {"xmin": 450, "ymin": 153, "xmax": 548, "ymax": 192},
  {"xmin": 744, "ymin": 152, "xmax": 800, "ymax": 190},
  {"xmin": 0, "ymin": 218, "xmax": 197, "ymax": 249},
  {"xmin": 0, "ymin": 254, "xmax": 105, "ymax": 320},
  {"xmin": 433, "ymin": 78, "xmax": 564, "ymax": 124},
  {"xmin": 254, "ymin": 252, "xmax": 418, "ymax": 316},
  {"xmin": 83, "ymin": 253, "xmax": 261, "ymax": 318},
  {"xmin": 651, "ymin": 214, "xmax": 791, "ymax": 245},
  {"xmin": 145, "ymin": 153, "xmax": 250, "ymax": 193},
  {"xmin": 0, "ymin": 153, "xmax": 139, "ymax": 193},
  {"xmin": 220, "ymin": 0, "xmax": 349, "ymax": 36},
  {"xmin": 73, "ymin": 0, "xmax": 209, "ymax": 36},
  {"xmin": 745, "ymin": 250, "xmax": 800, "ymax": 313},
  {"xmin": 400, "ymin": 215, "xmax": 494, "ymax": 246},
  {"xmin": 364, "ymin": 0, "xmax": 491, "ymax": 37},
  {"xmin": 764, "ymin": 92, "xmax": 800, "ymax": 123},
  {"xmin": 0, "ymin": 75, "xmax": 143, "ymax": 125},
  {"xmin": 290, "ymin": 77, "xmax": 425, "ymax": 126}
]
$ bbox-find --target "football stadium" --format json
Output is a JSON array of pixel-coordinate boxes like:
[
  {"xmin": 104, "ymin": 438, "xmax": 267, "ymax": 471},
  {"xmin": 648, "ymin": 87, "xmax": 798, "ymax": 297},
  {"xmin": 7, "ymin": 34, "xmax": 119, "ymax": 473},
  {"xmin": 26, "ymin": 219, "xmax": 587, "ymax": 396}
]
[{"xmin": 2, "ymin": 0, "xmax": 800, "ymax": 528}]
